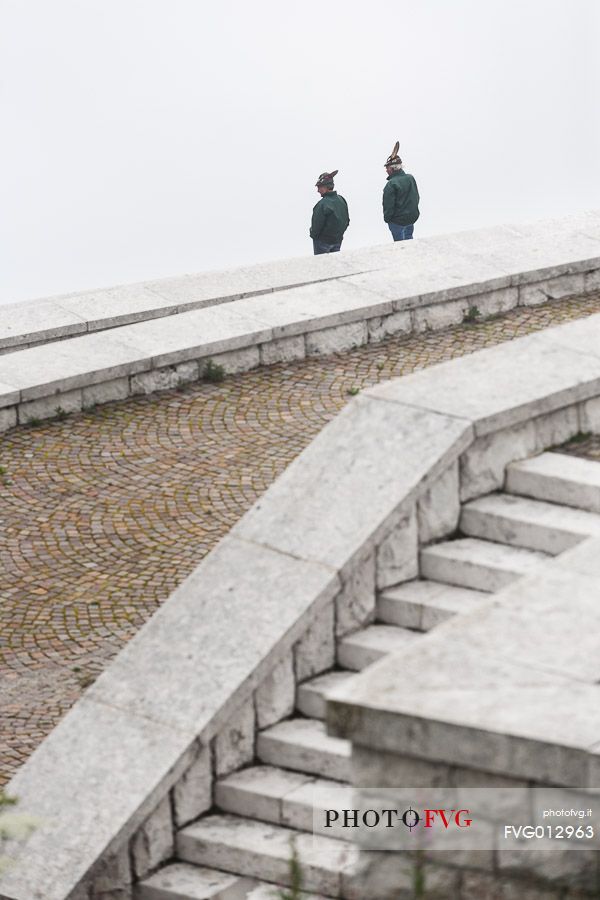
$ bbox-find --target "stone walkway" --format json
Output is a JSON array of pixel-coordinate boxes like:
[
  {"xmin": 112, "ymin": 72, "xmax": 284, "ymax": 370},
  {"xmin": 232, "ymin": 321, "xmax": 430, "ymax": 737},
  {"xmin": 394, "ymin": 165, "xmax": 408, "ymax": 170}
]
[{"xmin": 2, "ymin": 291, "xmax": 600, "ymax": 785}]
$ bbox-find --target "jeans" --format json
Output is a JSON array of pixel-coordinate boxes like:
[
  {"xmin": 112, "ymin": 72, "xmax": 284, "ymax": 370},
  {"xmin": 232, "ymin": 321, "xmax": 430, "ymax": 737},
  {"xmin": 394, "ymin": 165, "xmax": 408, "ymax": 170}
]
[
  {"xmin": 388, "ymin": 223, "xmax": 414, "ymax": 242},
  {"xmin": 313, "ymin": 238, "xmax": 342, "ymax": 255}
]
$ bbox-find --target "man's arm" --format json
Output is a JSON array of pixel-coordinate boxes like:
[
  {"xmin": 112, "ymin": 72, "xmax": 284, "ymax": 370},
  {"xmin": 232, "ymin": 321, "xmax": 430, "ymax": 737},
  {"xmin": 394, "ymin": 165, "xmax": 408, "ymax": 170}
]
[
  {"xmin": 382, "ymin": 182, "xmax": 395, "ymax": 223},
  {"xmin": 342, "ymin": 196, "xmax": 350, "ymax": 229},
  {"xmin": 310, "ymin": 201, "xmax": 326, "ymax": 239},
  {"xmin": 412, "ymin": 176, "xmax": 420, "ymax": 204}
]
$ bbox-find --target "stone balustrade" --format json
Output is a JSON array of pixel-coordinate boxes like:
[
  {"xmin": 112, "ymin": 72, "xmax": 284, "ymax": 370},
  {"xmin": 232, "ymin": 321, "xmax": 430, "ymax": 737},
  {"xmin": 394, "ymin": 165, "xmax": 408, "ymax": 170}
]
[{"xmin": 1, "ymin": 211, "xmax": 600, "ymax": 434}]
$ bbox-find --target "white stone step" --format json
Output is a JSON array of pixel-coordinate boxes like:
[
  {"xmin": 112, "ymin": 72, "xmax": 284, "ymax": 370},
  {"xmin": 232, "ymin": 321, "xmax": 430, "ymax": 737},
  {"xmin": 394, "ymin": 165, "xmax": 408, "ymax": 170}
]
[
  {"xmin": 137, "ymin": 862, "xmax": 255, "ymax": 899},
  {"xmin": 216, "ymin": 765, "xmax": 352, "ymax": 839},
  {"xmin": 337, "ymin": 624, "xmax": 419, "ymax": 671},
  {"xmin": 247, "ymin": 885, "xmax": 327, "ymax": 900},
  {"xmin": 256, "ymin": 718, "xmax": 350, "ymax": 782},
  {"xmin": 419, "ymin": 537, "xmax": 549, "ymax": 592},
  {"xmin": 296, "ymin": 671, "xmax": 357, "ymax": 720},
  {"xmin": 377, "ymin": 579, "xmax": 489, "ymax": 631},
  {"xmin": 460, "ymin": 492, "xmax": 600, "ymax": 555},
  {"xmin": 506, "ymin": 451, "xmax": 600, "ymax": 513},
  {"xmin": 177, "ymin": 814, "xmax": 360, "ymax": 898}
]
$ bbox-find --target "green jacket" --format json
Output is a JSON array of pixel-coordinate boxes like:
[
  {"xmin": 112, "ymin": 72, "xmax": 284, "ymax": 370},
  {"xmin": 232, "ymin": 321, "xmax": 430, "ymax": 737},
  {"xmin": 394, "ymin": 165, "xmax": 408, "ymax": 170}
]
[
  {"xmin": 310, "ymin": 191, "xmax": 350, "ymax": 244},
  {"xmin": 383, "ymin": 171, "xmax": 420, "ymax": 225}
]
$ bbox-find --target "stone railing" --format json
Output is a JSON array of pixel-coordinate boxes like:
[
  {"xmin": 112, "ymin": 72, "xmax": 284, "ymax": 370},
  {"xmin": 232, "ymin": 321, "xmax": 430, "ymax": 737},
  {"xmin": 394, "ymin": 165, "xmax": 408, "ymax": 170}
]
[
  {"xmin": 2, "ymin": 211, "xmax": 598, "ymax": 356},
  {"xmin": 3, "ymin": 301, "xmax": 600, "ymax": 897},
  {"xmin": 1, "ymin": 211, "xmax": 600, "ymax": 433}
]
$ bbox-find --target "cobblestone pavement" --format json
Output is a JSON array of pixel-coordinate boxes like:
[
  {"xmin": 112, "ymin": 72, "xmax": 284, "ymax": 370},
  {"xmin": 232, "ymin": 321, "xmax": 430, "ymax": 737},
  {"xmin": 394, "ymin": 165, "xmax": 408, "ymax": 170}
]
[{"xmin": 2, "ymin": 291, "xmax": 600, "ymax": 784}]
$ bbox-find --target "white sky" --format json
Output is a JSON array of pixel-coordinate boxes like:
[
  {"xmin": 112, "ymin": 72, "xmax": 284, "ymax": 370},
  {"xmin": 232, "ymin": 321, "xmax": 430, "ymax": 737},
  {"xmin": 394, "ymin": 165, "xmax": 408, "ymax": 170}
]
[{"xmin": 1, "ymin": 0, "xmax": 599, "ymax": 305}]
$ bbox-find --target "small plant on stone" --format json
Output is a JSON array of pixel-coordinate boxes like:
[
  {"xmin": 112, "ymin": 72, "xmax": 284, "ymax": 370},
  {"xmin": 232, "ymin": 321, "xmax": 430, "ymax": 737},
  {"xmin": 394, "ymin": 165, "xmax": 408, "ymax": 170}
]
[
  {"xmin": 0, "ymin": 790, "xmax": 39, "ymax": 873},
  {"xmin": 76, "ymin": 671, "xmax": 97, "ymax": 689},
  {"xmin": 26, "ymin": 416, "xmax": 41, "ymax": 427},
  {"xmin": 347, "ymin": 386, "xmax": 360, "ymax": 397},
  {"xmin": 202, "ymin": 359, "xmax": 226, "ymax": 383},
  {"xmin": 412, "ymin": 848, "xmax": 426, "ymax": 898},
  {"xmin": 54, "ymin": 406, "xmax": 67, "ymax": 421},
  {"xmin": 463, "ymin": 305, "xmax": 480, "ymax": 324},
  {"xmin": 569, "ymin": 431, "xmax": 592, "ymax": 444},
  {"xmin": 277, "ymin": 839, "xmax": 303, "ymax": 899}
]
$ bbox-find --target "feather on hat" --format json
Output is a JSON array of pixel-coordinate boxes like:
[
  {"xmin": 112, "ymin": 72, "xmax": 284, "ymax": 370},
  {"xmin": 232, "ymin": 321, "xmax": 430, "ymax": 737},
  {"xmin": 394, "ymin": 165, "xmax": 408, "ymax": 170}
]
[
  {"xmin": 315, "ymin": 170, "xmax": 338, "ymax": 188},
  {"xmin": 384, "ymin": 141, "xmax": 402, "ymax": 167}
]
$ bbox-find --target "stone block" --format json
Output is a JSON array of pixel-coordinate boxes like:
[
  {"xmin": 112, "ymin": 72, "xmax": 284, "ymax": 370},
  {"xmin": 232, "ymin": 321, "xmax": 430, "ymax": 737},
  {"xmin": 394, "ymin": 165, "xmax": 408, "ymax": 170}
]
[
  {"xmin": 255, "ymin": 653, "xmax": 295, "ymax": 729},
  {"xmin": 578, "ymin": 396, "xmax": 600, "ymax": 433},
  {"xmin": 412, "ymin": 298, "xmax": 466, "ymax": 333},
  {"xmin": 294, "ymin": 602, "xmax": 335, "ymax": 682},
  {"xmin": 469, "ymin": 286, "xmax": 519, "ymax": 318},
  {"xmin": 305, "ymin": 321, "xmax": 368, "ymax": 357},
  {"xmin": 294, "ymin": 603, "xmax": 335, "ymax": 682},
  {"xmin": 532, "ymin": 405, "xmax": 580, "ymax": 451},
  {"xmin": 130, "ymin": 362, "xmax": 198, "ymax": 395},
  {"xmin": 131, "ymin": 794, "xmax": 174, "ymax": 880},
  {"xmin": 340, "ymin": 850, "xmax": 414, "ymax": 900},
  {"xmin": 335, "ymin": 553, "xmax": 376, "ymax": 637},
  {"xmin": 418, "ymin": 462, "xmax": 460, "ymax": 543},
  {"xmin": 259, "ymin": 335, "xmax": 305, "ymax": 365},
  {"xmin": 234, "ymin": 395, "xmax": 471, "ymax": 574},
  {"xmin": 487, "ymin": 228, "xmax": 600, "ymax": 283},
  {"xmin": 214, "ymin": 698, "xmax": 255, "ymax": 778},
  {"xmin": 0, "ymin": 382, "xmax": 20, "ymax": 408},
  {"xmin": 0, "ymin": 405, "xmax": 17, "ymax": 432},
  {"xmin": 201, "ymin": 345, "xmax": 260, "ymax": 375},
  {"xmin": 57, "ymin": 284, "xmax": 179, "ymax": 331},
  {"xmin": 172, "ymin": 744, "xmax": 212, "ymax": 828},
  {"xmin": 90, "ymin": 889, "xmax": 131, "ymax": 900},
  {"xmin": 351, "ymin": 745, "xmax": 453, "ymax": 788},
  {"xmin": 88, "ymin": 842, "xmax": 132, "ymax": 893},
  {"xmin": 242, "ymin": 278, "xmax": 391, "ymax": 340},
  {"xmin": 0, "ymin": 694, "xmax": 196, "ymax": 900},
  {"xmin": 376, "ymin": 507, "xmax": 418, "ymax": 590},
  {"xmin": 584, "ymin": 268, "xmax": 600, "ymax": 293},
  {"xmin": 519, "ymin": 273, "xmax": 585, "ymax": 306},
  {"xmin": 112, "ymin": 302, "xmax": 271, "ymax": 370},
  {"xmin": 506, "ymin": 453, "xmax": 600, "ymax": 514},
  {"xmin": 367, "ymin": 310, "xmax": 411, "ymax": 343},
  {"xmin": 86, "ymin": 536, "xmax": 339, "ymax": 738},
  {"xmin": 82, "ymin": 377, "xmax": 129, "ymax": 407},
  {"xmin": 460, "ymin": 871, "xmax": 561, "ymax": 899},
  {"xmin": 497, "ymin": 831, "xmax": 599, "ymax": 892},
  {"xmin": 459, "ymin": 421, "xmax": 538, "ymax": 502},
  {"xmin": 0, "ymin": 331, "xmax": 149, "ymax": 402},
  {"xmin": 18, "ymin": 388, "xmax": 83, "ymax": 424},
  {"xmin": 0, "ymin": 298, "xmax": 87, "ymax": 351},
  {"xmin": 367, "ymin": 327, "xmax": 600, "ymax": 438}
]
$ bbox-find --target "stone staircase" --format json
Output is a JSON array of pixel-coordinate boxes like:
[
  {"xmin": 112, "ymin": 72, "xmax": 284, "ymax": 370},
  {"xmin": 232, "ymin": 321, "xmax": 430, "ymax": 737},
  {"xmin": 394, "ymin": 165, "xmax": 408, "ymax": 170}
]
[{"xmin": 136, "ymin": 451, "xmax": 600, "ymax": 900}]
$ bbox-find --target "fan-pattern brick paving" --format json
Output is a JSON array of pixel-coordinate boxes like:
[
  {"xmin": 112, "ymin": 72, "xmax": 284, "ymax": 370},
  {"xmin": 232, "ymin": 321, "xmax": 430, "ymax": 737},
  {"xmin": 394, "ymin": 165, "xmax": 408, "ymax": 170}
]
[{"xmin": 2, "ymin": 291, "xmax": 600, "ymax": 784}]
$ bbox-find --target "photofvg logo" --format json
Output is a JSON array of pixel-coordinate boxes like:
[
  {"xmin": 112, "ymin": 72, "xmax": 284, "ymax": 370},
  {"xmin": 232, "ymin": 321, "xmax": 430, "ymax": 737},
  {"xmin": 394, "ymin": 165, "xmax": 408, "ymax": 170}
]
[{"xmin": 323, "ymin": 807, "xmax": 473, "ymax": 831}]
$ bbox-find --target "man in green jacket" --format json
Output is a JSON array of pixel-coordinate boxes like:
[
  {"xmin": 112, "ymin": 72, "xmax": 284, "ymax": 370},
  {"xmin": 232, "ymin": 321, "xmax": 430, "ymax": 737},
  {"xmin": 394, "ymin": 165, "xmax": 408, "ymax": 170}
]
[
  {"xmin": 382, "ymin": 142, "xmax": 420, "ymax": 241},
  {"xmin": 310, "ymin": 170, "xmax": 350, "ymax": 254}
]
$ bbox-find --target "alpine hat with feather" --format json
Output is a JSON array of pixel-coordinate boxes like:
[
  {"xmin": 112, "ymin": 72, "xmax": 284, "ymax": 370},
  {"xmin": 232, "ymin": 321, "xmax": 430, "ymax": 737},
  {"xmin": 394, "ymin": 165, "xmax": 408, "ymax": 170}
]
[
  {"xmin": 315, "ymin": 170, "xmax": 338, "ymax": 188},
  {"xmin": 384, "ymin": 141, "xmax": 402, "ymax": 168}
]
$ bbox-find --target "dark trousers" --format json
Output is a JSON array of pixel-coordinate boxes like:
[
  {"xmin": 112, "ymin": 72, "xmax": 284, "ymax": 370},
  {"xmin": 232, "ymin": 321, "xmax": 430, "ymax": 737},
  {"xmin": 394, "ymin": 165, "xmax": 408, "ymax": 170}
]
[
  {"xmin": 313, "ymin": 238, "xmax": 342, "ymax": 255},
  {"xmin": 388, "ymin": 223, "xmax": 414, "ymax": 241}
]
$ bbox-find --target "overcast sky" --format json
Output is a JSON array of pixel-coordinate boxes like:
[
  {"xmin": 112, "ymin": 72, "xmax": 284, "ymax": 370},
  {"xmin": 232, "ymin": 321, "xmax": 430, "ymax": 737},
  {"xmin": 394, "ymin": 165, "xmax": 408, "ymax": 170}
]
[{"xmin": 1, "ymin": 0, "xmax": 599, "ymax": 306}]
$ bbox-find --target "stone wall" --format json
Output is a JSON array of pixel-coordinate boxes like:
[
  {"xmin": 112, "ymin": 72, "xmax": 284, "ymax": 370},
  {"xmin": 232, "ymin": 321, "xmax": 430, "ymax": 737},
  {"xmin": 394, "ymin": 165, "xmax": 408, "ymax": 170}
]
[{"xmin": 1, "ymin": 211, "xmax": 600, "ymax": 432}]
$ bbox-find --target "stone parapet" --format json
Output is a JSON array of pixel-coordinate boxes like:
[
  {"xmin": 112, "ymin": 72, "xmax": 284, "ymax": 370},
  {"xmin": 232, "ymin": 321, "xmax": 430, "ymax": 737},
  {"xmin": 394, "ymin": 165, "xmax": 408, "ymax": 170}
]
[{"xmin": 1, "ymin": 211, "xmax": 600, "ymax": 432}]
